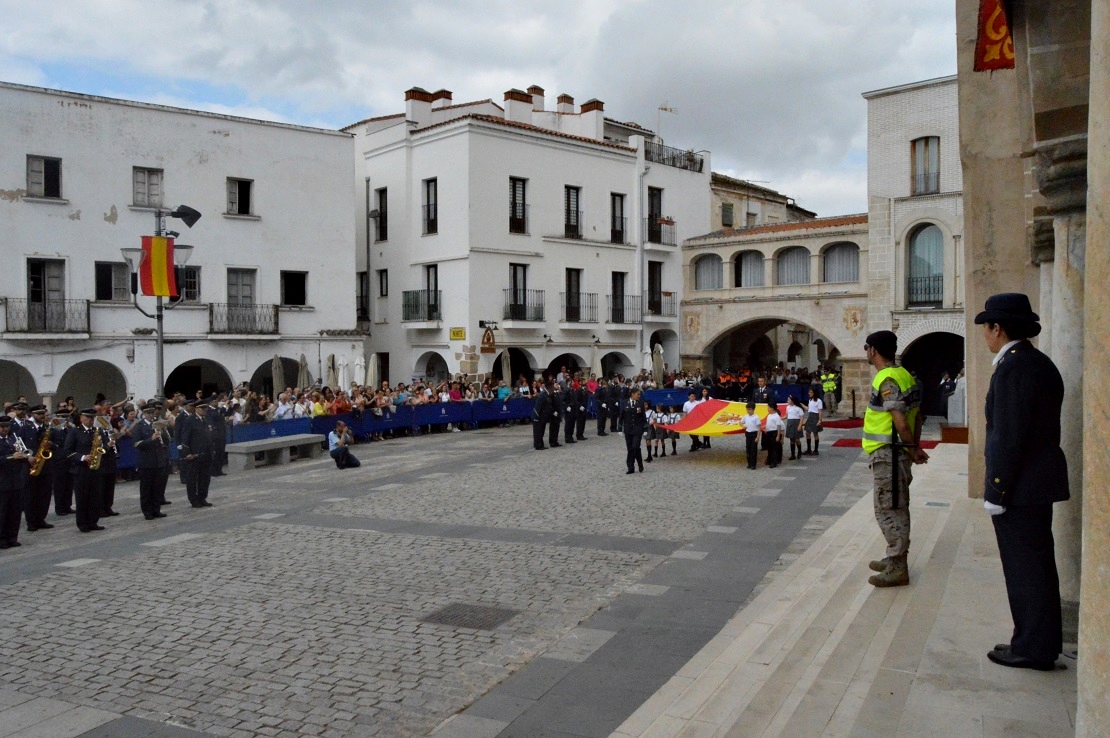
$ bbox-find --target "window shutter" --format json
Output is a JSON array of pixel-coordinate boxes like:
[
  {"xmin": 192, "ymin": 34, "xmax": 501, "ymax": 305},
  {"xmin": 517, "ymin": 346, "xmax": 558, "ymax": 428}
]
[
  {"xmin": 227, "ymin": 179, "xmax": 238, "ymax": 213},
  {"xmin": 133, "ymin": 168, "xmax": 147, "ymax": 205},
  {"xmin": 27, "ymin": 157, "xmax": 44, "ymax": 196},
  {"xmin": 149, "ymin": 170, "xmax": 162, "ymax": 206}
]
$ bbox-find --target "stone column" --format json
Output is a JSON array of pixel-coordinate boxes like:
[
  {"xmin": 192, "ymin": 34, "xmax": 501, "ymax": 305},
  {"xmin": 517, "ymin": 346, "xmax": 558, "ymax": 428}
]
[
  {"xmin": 837, "ymin": 356, "xmax": 870, "ymax": 419},
  {"xmin": 1078, "ymin": 1, "xmax": 1110, "ymax": 732}
]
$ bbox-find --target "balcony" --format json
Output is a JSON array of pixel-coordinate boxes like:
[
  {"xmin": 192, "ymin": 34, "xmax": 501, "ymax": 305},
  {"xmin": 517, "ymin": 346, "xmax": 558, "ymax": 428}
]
[
  {"xmin": 611, "ymin": 216, "xmax": 627, "ymax": 244},
  {"xmin": 907, "ymin": 276, "xmax": 943, "ymax": 308},
  {"xmin": 912, "ymin": 172, "xmax": 940, "ymax": 196},
  {"xmin": 560, "ymin": 292, "xmax": 598, "ymax": 324},
  {"xmin": 606, "ymin": 294, "xmax": 642, "ymax": 327},
  {"xmin": 402, "ymin": 290, "xmax": 442, "ymax": 325},
  {"xmin": 503, "ymin": 289, "xmax": 544, "ymax": 323},
  {"xmin": 509, "ymin": 202, "xmax": 529, "ymax": 234},
  {"xmin": 643, "ymin": 141, "xmax": 705, "ymax": 172},
  {"xmin": 422, "ymin": 203, "xmax": 438, "ymax": 235},
  {"xmin": 209, "ymin": 303, "xmax": 279, "ymax": 334},
  {"xmin": 644, "ymin": 216, "xmax": 677, "ymax": 246},
  {"xmin": 4, "ymin": 298, "xmax": 89, "ymax": 335},
  {"xmin": 643, "ymin": 291, "xmax": 677, "ymax": 320},
  {"xmin": 564, "ymin": 209, "xmax": 583, "ymax": 239}
]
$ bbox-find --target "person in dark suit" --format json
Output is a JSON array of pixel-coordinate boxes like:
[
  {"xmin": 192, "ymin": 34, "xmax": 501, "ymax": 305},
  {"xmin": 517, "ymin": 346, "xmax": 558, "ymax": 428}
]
[
  {"xmin": 63, "ymin": 409, "xmax": 105, "ymax": 533},
  {"xmin": 0, "ymin": 417, "xmax": 28, "ymax": 548},
  {"xmin": 561, "ymin": 383, "xmax": 577, "ymax": 444},
  {"xmin": 976, "ymin": 293, "xmax": 1069, "ymax": 672},
  {"xmin": 574, "ymin": 377, "xmax": 589, "ymax": 441},
  {"xmin": 133, "ymin": 403, "xmax": 170, "ymax": 520},
  {"xmin": 532, "ymin": 384, "xmax": 553, "ymax": 450},
  {"xmin": 21, "ymin": 405, "xmax": 54, "ymax": 532},
  {"xmin": 47, "ymin": 407, "xmax": 74, "ymax": 516},
  {"xmin": 594, "ymin": 379, "xmax": 609, "ymax": 437},
  {"xmin": 621, "ymin": 387, "xmax": 647, "ymax": 474},
  {"xmin": 546, "ymin": 382, "xmax": 562, "ymax": 448},
  {"xmin": 178, "ymin": 401, "xmax": 216, "ymax": 507}
]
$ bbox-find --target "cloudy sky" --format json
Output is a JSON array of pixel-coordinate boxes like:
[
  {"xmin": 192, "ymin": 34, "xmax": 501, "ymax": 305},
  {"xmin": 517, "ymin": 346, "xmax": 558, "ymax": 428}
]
[{"xmin": 0, "ymin": 0, "xmax": 956, "ymax": 216}]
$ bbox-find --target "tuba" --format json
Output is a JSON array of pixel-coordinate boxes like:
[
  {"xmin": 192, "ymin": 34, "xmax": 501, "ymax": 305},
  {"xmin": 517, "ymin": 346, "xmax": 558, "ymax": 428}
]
[
  {"xmin": 87, "ymin": 428, "xmax": 104, "ymax": 471},
  {"xmin": 29, "ymin": 428, "xmax": 52, "ymax": 477}
]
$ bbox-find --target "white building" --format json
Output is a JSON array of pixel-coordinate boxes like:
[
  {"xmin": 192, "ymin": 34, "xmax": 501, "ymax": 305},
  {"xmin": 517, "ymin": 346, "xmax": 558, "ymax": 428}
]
[
  {"xmin": 346, "ymin": 86, "xmax": 711, "ymax": 384},
  {"xmin": 0, "ymin": 82, "xmax": 358, "ymax": 406}
]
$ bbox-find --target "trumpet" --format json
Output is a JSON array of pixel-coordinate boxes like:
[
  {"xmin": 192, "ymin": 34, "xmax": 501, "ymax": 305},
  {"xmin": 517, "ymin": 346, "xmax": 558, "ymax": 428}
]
[{"xmin": 12, "ymin": 434, "xmax": 31, "ymax": 459}]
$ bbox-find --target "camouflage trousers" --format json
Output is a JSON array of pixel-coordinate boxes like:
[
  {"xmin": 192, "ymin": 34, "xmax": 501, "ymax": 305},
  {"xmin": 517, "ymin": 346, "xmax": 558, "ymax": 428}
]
[
  {"xmin": 869, "ymin": 445, "xmax": 913, "ymax": 557},
  {"xmin": 824, "ymin": 390, "xmax": 838, "ymax": 415}
]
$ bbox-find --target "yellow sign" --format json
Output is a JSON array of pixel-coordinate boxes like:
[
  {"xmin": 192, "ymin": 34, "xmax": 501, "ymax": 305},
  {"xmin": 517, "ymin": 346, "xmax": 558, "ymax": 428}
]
[{"xmin": 450, "ymin": 327, "xmax": 466, "ymax": 341}]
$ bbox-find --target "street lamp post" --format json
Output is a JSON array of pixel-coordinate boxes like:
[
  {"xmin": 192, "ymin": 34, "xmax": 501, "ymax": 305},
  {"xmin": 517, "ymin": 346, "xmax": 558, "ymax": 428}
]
[{"xmin": 121, "ymin": 205, "xmax": 201, "ymax": 400}]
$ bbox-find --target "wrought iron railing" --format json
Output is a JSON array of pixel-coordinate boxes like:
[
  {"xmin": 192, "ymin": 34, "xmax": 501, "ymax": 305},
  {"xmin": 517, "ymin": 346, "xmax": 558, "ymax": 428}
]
[
  {"xmin": 402, "ymin": 290, "xmax": 441, "ymax": 321},
  {"xmin": 611, "ymin": 216, "xmax": 627, "ymax": 244},
  {"xmin": 643, "ymin": 141, "xmax": 705, "ymax": 172},
  {"xmin": 209, "ymin": 303, "xmax": 279, "ymax": 334},
  {"xmin": 644, "ymin": 216, "xmax": 677, "ymax": 246},
  {"xmin": 643, "ymin": 291, "xmax": 677, "ymax": 317},
  {"xmin": 503, "ymin": 289, "xmax": 544, "ymax": 321},
  {"xmin": 422, "ymin": 203, "xmax": 438, "ymax": 235},
  {"xmin": 607, "ymin": 294, "xmax": 642, "ymax": 324},
  {"xmin": 912, "ymin": 172, "xmax": 940, "ymax": 195},
  {"xmin": 509, "ymin": 202, "xmax": 529, "ymax": 234},
  {"xmin": 907, "ymin": 276, "xmax": 943, "ymax": 307},
  {"xmin": 564, "ymin": 209, "xmax": 583, "ymax": 239},
  {"xmin": 4, "ymin": 299, "xmax": 89, "ymax": 333},
  {"xmin": 560, "ymin": 292, "xmax": 598, "ymax": 323}
]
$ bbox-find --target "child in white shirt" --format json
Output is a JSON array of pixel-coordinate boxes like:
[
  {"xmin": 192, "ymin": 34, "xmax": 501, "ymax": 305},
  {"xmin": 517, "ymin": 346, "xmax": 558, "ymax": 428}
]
[
  {"xmin": 741, "ymin": 401, "xmax": 762, "ymax": 470},
  {"xmin": 763, "ymin": 405, "xmax": 786, "ymax": 468}
]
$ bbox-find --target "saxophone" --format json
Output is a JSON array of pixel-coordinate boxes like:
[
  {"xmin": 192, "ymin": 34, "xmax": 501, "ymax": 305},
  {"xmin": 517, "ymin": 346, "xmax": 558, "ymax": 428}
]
[
  {"xmin": 88, "ymin": 429, "xmax": 104, "ymax": 471},
  {"xmin": 29, "ymin": 428, "xmax": 52, "ymax": 477}
]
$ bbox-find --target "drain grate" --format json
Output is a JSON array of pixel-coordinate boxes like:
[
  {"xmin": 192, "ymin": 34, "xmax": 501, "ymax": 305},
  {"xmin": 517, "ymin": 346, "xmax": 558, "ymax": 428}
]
[
  {"xmin": 924, "ymin": 501, "xmax": 951, "ymax": 508},
  {"xmin": 420, "ymin": 603, "xmax": 519, "ymax": 630}
]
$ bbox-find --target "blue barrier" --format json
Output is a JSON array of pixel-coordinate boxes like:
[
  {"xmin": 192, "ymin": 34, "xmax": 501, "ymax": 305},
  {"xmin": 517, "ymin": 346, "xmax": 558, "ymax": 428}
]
[
  {"xmin": 471, "ymin": 397, "xmax": 534, "ymax": 422},
  {"xmin": 117, "ymin": 436, "xmax": 138, "ymax": 470},
  {"xmin": 644, "ymin": 389, "xmax": 691, "ymax": 408},
  {"xmin": 230, "ymin": 417, "xmax": 312, "ymax": 443}
]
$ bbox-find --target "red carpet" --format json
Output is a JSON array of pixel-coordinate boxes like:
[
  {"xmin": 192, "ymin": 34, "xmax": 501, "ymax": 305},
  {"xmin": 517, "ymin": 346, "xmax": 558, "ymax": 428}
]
[
  {"xmin": 821, "ymin": 418, "xmax": 864, "ymax": 429},
  {"xmin": 832, "ymin": 438, "xmax": 940, "ymax": 449}
]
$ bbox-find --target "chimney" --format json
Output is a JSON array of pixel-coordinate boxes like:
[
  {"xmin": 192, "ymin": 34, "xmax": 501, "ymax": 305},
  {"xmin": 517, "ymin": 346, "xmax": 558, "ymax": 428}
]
[
  {"xmin": 405, "ymin": 87, "xmax": 435, "ymax": 125},
  {"xmin": 557, "ymin": 93, "xmax": 574, "ymax": 114},
  {"xmin": 504, "ymin": 88, "xmax": 533, "ymax": 123},
  {"xmin": 527, "ymin": 85, "xmax": 545, "ymax": 112},
  {"xmin": 580, "ymin": 98, "xmax": 605, "ymax": 140},
  {"xmin": 431, "ymin": 89, "xmax": 453, "ymax": 110}
]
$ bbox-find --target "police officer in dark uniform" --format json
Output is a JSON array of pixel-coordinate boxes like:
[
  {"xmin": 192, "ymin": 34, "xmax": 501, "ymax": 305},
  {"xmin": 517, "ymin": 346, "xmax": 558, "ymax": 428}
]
[
  {"xmin": 98, "ymin": 416, "xmax": 121, "ymax": 517},
  {"xmin": 616, "ymin": 378, "xmax": 631, "ymax": 433},
  {"xmin": 178, "ymin": 400, "xmax": 216, "ymax": 507},
  {"xmin": 561, "ymin": 382, "xmax": 577, "ymax": 444},
  {"xmin": 208, "ymin": 397, "xmax": 228, "ymax": 477},
  {"xmin": 63, "ymin": 409, "xmax": 105, "ymax": 533},
  {"xmin": 574, "ymin": 377, "xmax": 590, "ymax": 440},
  {"xmin": 546, "ymin": 382, "xmax": 562, "ymax": 448},
  {"xmin": 22, "ymin": 405, "xmax": 54, "ymax": 532},
  {"xmin": 594, "ymin": 378, "xmax": 609, "ymax": 436},
  {"xmin": 621, "ymin": 387, "xmax": 647, "ymax": 474},
  {"xmin": 532, "ymin": 383, "xmax": 553, "ymax": 450},
  {"xmin": 50, "ymin": 405, "xmax": 74, "ymax": 515},
  {"xmin": 133, "ymin": 403, "xmax": 170, "ymax": 519},
  {"xmin": 0, "ymin": 417, "xmax": 28, "ymax": 548}
]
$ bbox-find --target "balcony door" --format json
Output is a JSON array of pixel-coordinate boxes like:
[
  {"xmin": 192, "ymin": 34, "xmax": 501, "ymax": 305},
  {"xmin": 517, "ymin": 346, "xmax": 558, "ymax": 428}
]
[
  {"xmin": 509, "ymin": 263, "xmax": 527, "ymax": 320},
  {"xmin": 565, "ymin": 268, "xmax": 582, "ymax": 322},
  {"xmin": 647, "ymin": 261, "xmax": 663, "ymax": 314},
  {"xmin": 424, "ymin": 264, "xmax": 439, "ymax": 320},
  {"xmin": 227, "ymin": 268, "xmax": 257, "ymax": 332},
  {"xmin": 27, "ymin": 259, "xmax": 65, "ymax": 332},
  {"xmin": 647, "ymin": 187, "xmax": 663, "ymax": 243},
  {"xmin": 611, "ymin": 271, "xmax": 625, "ymax": 323}
]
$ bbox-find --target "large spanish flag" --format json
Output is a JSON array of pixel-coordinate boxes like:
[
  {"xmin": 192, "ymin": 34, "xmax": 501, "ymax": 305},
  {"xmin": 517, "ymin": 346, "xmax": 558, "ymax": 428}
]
[
  {"xmin": 140, "ymin": 236, "xmax": 177, "ymax": 297},
  {"xmin": 659, "ymin": 400, "xmax": 787, "ymax": 437}
]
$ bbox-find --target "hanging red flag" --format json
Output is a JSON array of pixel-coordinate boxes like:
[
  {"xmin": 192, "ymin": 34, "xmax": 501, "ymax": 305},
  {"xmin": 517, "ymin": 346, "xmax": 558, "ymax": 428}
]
[
  {"xmin": 974, "ymin": 0, "xmax": 1016, "ymax": 71},
  {"xmin": 139, "ymin": 236, "xmax": 177, "ymax": 297}
]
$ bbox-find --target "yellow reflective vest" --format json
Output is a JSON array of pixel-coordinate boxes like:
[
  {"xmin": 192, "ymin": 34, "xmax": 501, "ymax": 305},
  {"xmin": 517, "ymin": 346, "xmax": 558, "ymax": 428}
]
[
  {"xmin": 821, "ymin": 373, "xmax": 837, "ymax": 393},
  {"xmin": 861, "ymin": 366, "xmax": 919, "ymax": 454}
]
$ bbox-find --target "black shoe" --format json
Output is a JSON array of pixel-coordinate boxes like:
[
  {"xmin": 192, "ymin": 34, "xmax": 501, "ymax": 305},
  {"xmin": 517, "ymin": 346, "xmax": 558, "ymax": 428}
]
[
  {"xmin": 0, "ymin": 543, "xmax": 9, "ymax": 549},
  {"xmin": 154, "ymin": 512, "xmax": 167, "ymax": 518},
  {"xmin": 535, "ymin": 446, "xmax": 546, "ymax": 450},
  {"xmin": 598, "ymin": 432, "xmax": 607, "ymax": 436},
  {"xmin": 8, "ymin": 541, "xmax": 21, "ymax": 547},
  {"xmin": 645, "ymin": 455, "xmax": 652, "ymax": 463},
  {"xmin": 26, "ymin": 525, "xmax": 38, "ymax": 532},
  {"xmin": 55, "ymin": 509, "xmax": 73, "ymax": 516},
  {"xmin": 37, "ymin": 522, "xmax": 54, "ymax": 529},
  {"xmin": 78, "ymin": 527, "xmax": 92, "ymax": 533},
  {"xmin": 161, "ymin": 500, "xmax": 172, "ymax": 505},
  {"xmin": 565, "ymin": 439, "xmax": 576, "ymax": 444},
  {"xmin": 104, "ymin": 510, "xmax": 120, "ymax": 517},
  {"xmin": 576, "ymin": 436, "xmax": 587, "ymax": 441},
  {"xmin": 626, "ymin": 469, "xmax": 635, "ymax": 475},
  {"xmin": 91, "ymin": 525, "xmax": 105, "ymax": 531},
  {"xmin": 144, "ymin": 514, "xmax": 155, "ymax": 520},
  {"xmin": 814, "ymin": 450, "xmax": 820, "ymax": 456},
  {"xmin": 987, "ymin": 648, "xmax": 1056, "ymax": 671},
  {"xmin": 551, "ymin": 442, "xmax": 562, "ymax": 448},
  {"xmin": 200, "ymin": 501, "xmax": 213, "ymax": 507},
  {"xmin": 191, "ymin": 504, "xmax": 203, "ymax": 508},
  {"xmin": 638, "ymin": 466, "xmax": 644, "ymax": 472}
]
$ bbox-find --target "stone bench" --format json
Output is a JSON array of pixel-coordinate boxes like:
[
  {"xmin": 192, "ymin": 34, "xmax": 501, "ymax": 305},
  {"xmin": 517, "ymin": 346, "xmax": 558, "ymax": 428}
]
[{"xmin": 225, "ymin": 433, "xmax": 326, "ymax": 473}]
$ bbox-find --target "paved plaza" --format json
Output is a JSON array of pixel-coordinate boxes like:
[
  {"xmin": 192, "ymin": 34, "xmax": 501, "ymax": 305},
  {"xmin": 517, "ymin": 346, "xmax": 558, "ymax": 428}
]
[{"xmin": 0, "ymin": 424, "xmax": 865, "ymax": 738}]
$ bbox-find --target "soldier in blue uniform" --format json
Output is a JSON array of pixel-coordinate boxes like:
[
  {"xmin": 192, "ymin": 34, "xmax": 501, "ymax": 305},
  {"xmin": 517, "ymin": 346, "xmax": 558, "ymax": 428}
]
[
  {"xmin": 133, "ymin": 403, "xmax": 170, "ymax": 519},
  {"xmin": 0, "ymin": 417, "xmax": 28, "ymax": 548},
  {"xmin": 178, "ymin": 401, "xmax": 216, "ymax": 507}
]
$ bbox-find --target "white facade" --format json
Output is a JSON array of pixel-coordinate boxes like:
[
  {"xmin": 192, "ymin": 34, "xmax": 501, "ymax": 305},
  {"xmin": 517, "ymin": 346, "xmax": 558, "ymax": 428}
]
[
  {"xmin": 0, "ymin": 82, "xmax": 358, "ymax": 405},
  {"xmin": 349, "ymin": 87, "xmax": 711, "ymax": 383}
]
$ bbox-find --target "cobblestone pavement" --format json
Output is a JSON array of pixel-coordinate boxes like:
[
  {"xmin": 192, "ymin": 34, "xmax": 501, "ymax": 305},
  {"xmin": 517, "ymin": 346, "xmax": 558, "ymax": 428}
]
[{"xmin": 0, "ymin": 424, "xmax": 865, "ymax": 737}]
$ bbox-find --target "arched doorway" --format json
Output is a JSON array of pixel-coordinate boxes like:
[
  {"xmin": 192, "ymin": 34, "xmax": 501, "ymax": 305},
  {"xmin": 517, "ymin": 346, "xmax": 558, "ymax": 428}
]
[
  {"xmin": 600, "ymin": 351, "xmax": 634, "ymax": 378},
  {"xmin": 545, "ymin": 353, "xmax": 587, "ymax": 381},
  {"xmin": 900, "ymin": 332, "xmax": 964, "ymax": 416},
  {"xmin": 165, "ymin": 359, "xmax": 234, "ymax": 399},
  {"xmin": 248, "ymin": 356, "xmax": 300, "ymax": 398},
  {"xmin": 748, "ymin": 335, "xmax": 776, "ymax": 368},
  {"xmin": 0, "ymin": 360, "xmax": 39, "ymax": 404},
  {"xmin": 787, "ymin": 341, "xmax": 804, "ymax": 364},
  {"xmin": 648, "ymin": 328, "xmax": 680, "ymax": 371},
  {"xmin": 492, "ymin": 348, "xmax": 534, "ymax": 384},
  {"xmin": 708, "ymin": 318, "xmax": 838, "ymax": 374},
  {"xmin": 414, "ymin": 351, "xmax": 449, "ymax": 384},
  {"xmin": 57, "ymin": 360, "xmax": 127, "ymax": 407}
]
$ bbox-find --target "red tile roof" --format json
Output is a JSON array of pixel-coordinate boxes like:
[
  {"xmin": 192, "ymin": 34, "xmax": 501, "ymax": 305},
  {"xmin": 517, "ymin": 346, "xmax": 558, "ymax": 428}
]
[
  {"xmin": 690, "ymin": 214, "xmax": 868, "ymax": 242},
  {"xmin": 341, "ymin": 113, "xmax": 404, "ymax": 132},
  {"xmin": 414, "ymin": 114, "xmax": 636, "ymax": 151}
]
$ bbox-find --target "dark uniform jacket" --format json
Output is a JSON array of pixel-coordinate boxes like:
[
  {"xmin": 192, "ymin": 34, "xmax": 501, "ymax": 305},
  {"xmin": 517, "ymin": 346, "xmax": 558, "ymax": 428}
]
[
  {"xmin": 984, "ymin": 340, "xmax": 1069, "ymax": 507},
  {"xmin": 43, "ymin": 424, "xmax": 69, "ymax": 473},
  {"xmin": 620, "ymin": 398, "xmax": 647, "ymax": 437},
  {"xmin": 575, "ymin": 385, "xmax": 589, "ymax": 413},
  {"xmin": 0, "ymin": 433, "xmax": 25, "ymax": 489},
  {"xmin": 532, "ymin": 390, "xmax": 553, "ymax": 423},
  {"xmin": 594, "ymin": 385, "xmax": 609, "ymax": 411},
  {"xmin": 178, "ymin": 414, "xmax": 216, "ymax": 459},
  {"xmin": 751, "ymin": 384, "xmax": 773, "ymax": 404},
  {"xmin": 560, "ymin": 387, "xmax": 577, "ymax": 419},
  {"xmin": 63, "ymin": 424, "xmax": 99, "ymax": 472},
  {"xmin": 133, "ymin": 419, "xmax": 171, "ymax": 469}
]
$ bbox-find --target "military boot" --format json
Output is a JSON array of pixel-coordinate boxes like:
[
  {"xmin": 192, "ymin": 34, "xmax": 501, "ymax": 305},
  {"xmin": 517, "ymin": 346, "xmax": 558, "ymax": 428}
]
[
  {"xmin": 868, "ymin": 554, "xmax": 908, "ymax": 587},
  {"xmin": 868, "ymin": 558, "xmax": 890, "ymax": 572}
]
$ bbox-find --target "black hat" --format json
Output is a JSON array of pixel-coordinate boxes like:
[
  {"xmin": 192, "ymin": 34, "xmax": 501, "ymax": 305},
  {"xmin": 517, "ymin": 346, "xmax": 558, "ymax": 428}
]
[
  {"xmin": 12, "ymin": 401, "xmax": 28, "ymax": 409},
  {"xmin": 80, "ymin": 408, "xmax": 97, "ymax": 417},
  {"xmin": 974, "ymin": 293, "xmax": 1042, "ymax": 335},
  {"xmin": 0, "ymin": 417, "xmax": 10, "ymax": 426},
  {"xmin": 865, "ymin": 330, "xmax": 898, "ymax": 360},
  {"xmin": 183, "ymin": 398, "xmax": 198, "ymax": 408},
  {"xmin": 141, "ymin": 402, "xmax": 159, "ymax": 413},
  {"xmin": 29, "ymin": 404, "xmax": 47, "ymax": 413}
]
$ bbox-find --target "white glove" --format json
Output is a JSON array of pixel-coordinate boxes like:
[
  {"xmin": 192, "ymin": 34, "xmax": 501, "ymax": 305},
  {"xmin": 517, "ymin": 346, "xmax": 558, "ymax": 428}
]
[
  {"xmin": 984, "ymin": 501, "xmax": 1006, "ymax": 516},
  {"xmin": 602, "ymin": 404, "xmax": 607, "ymax": 408},
  {"xmin": 580, "ymin": 407, "xmax": 585, "ymax": 412}
]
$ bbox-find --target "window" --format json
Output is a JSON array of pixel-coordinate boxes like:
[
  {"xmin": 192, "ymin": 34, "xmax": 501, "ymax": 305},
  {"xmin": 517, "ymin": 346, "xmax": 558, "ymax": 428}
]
[
  {"xmin": 647, "ymin": 260, "xmax": 663, "ymax": 314},
  {"xmin": 179, "ymin": 266, "xmax": 201, "ymax": 302},
  {"xmin": 565, "ymin": 268, "xmax": 582, "ymax": 321},
  {"xmin": 907, "ymin": 224, "xmax": 944, "ymax": 306},
  {"xmin": 776, "ymin": 247, "xmax": 810, "ymax": 286},
  {"xmin": 94, "ymin": 262, "xmax": 130, "ymax": 301},
  {"xmin": 227, "ymin": 268, "xmax": 256, "ymax": 306},
  {"xmin": 133, "ymin": 167, "xmax": 163, "ymax": 207},
  {"xmin": 647, "ymin": 186, "xmax": 663, "ymax": 243},
  {"xmin": 424, "ymin": 264, "xmax": 440, "ymax": 320},
  {"xmin": 280, "ymin": 271, "xmax": 307, "ymax": 306},
  {"xmin": 375, "ymin": 188, "xmax": 388, "ymax": 241},
  {"xmin": 721, "ymin": 203, "xmax": 734, "ymax": 228},
  {"xmin": 610, "ymin": 193, "xmax": 626, "ymax": 243},
  {"xmin": 610, "ymin": 271, "xmax": 627, "ymax": 323},
  {"xmin": 746, "ymin": 211, "xmax": 758, "ymax": 227},
  {"xmin": 694, "ymin": 254, "xmax": 723, "ymax": 290},
  {"xmin": 564, "ymin": 185, "xmax": 582, "ymax": 238},
  {"xmin": 911, "ymin": 136, "xmax": 940, "ymax": 195},
  {"xmin": 356, "ymin": 271, "xmax": 369, "ymax": 321},
  {"xmin": 26, "ymin": 259, "xmax": 66, "ymax": 332},
  {"xmin": 227, "ymin": 178, "xmax": 253, "ymax": 215},
  {"xmin": 27, "ymin": 156, "xmax": 62, "ymax": 199},
  {"xmin": 735, "ymin": 251, "xmax": 764, "ymax": 287},
  {"xmin": 423, "ymin": 178, "xmax": 437, "ymax": 234},
  {"xmin": 377, "ymin": 269, "xmax": 389, "ymax": 297},
  {"xmin": 822, "ymin": 243, "xmax": 860, "ymax": 283},
  {"xmin": 509, "ymin": 177, "xmax": 527, "ymax": 233}
]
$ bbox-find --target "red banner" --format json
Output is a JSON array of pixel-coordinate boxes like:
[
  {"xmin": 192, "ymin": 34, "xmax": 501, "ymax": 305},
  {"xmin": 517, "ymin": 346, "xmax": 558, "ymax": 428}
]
[
  {"xmin": 139, "ymin": 236, "xmax": 177, "ymax": 297},
  {"xmin": 974, "ymin": 0, "xmax": 1015, "ymax": 71}
]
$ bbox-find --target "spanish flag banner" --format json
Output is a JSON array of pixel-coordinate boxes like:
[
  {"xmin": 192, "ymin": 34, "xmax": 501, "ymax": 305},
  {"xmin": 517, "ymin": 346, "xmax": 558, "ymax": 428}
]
[
  {"xmin": 974, "ymin": 0, "xmax": 1015, "ymax": 71},
  {"xmin": 659, "ymin": 399, "xmax": 787, "ymax": 437},
  {"xmin": 140, "ymin": 236, "xmax": 177, "ymax": 298}
]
